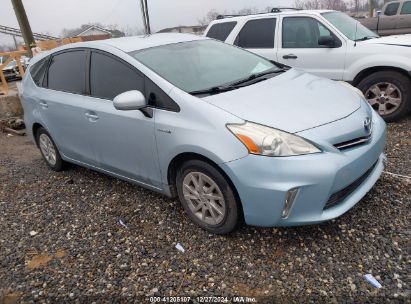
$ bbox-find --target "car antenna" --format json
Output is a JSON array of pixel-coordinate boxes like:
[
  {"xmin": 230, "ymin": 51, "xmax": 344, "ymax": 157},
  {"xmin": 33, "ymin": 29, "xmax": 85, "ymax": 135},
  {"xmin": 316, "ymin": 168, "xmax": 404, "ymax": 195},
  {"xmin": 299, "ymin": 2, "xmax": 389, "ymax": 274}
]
[{"xmin": 354, "ymin": 20, "xmax": 359, "ymax": 47}]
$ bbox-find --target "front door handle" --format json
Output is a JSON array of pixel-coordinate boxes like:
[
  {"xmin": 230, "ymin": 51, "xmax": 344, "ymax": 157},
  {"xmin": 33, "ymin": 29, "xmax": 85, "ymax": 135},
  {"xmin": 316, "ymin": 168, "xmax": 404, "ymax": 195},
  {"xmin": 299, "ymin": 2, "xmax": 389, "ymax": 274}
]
[
  {"xmin": 283, "ymin": 54, "xmax": 298, "ymax": 59},
  {"xmin": 85, "ymin": 112, "xmax": 99, "ymax": 121},
  {"xmin": 39, "ymin": 101, "xmax": 48, "ymax": 108}
]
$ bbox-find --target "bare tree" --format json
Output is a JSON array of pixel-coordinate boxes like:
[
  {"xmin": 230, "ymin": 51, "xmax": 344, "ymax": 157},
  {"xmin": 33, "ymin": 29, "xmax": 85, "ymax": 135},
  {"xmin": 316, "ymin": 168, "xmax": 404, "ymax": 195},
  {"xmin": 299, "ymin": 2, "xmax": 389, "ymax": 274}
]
[
  {"xmin": 294, "ymin": 0, "xmax": 322, "ymax": 10},
  {"xmin": 294, "ymin": 0, "xmax": 347, "ymax": 10},
  {"xmin": 198, "ymin": 7, "xmax": 261, "ymax": 26},
  {"xmin": 198, "ymin": 9, "xmax": 221, "ymax": 26},
  {"xmin": 121, "ymin": 26, "xmax": 145, "ymax": 37}
]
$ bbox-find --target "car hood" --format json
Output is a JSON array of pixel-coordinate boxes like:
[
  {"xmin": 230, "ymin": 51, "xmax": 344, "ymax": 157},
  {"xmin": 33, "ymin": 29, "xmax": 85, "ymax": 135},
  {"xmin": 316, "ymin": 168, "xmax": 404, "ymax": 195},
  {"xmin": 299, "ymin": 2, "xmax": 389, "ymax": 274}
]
[
  {"xmin": 361, "ymin": 34, "xmax": 411, "ymax": 47},
  {"xmin": 203, "ymin": 69, "xmax": 361, "ymax": 133}
]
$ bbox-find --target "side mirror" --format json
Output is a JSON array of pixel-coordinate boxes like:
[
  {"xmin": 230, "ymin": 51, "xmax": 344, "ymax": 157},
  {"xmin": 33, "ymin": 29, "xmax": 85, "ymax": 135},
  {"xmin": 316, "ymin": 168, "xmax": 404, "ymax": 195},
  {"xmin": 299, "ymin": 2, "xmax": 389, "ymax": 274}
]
[
  {"xmin": 113, "ymin": 90, "xmax": 146, "ymax": 111},
  {"xmin": 318, "ymin": 36, "xmax": 337, "ymax": 48}
]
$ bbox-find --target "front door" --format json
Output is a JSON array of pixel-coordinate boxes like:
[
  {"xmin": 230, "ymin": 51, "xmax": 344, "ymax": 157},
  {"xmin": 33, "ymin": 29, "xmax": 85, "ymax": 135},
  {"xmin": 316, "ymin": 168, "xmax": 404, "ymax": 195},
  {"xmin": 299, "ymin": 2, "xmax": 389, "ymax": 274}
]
[
  {"xmin": 84, "ymin": 50, "xmax": 161, "ymax": 188},
  {"xmin": 277, "ymin": 16, "xmax": 347, "ymax": 80},
  {"xmin": 397, "ymin": 1, "xmax": 411, "ymax": 35}
]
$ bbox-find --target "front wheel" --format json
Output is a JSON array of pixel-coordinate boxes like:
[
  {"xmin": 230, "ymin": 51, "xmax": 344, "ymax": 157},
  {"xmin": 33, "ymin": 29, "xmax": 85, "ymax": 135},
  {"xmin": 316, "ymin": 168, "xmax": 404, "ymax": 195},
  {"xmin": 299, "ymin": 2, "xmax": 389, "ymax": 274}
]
[
  {"xmin": 357, "ymin": 71, "xmax": 411, "ymax": 122},
  {"xmin": 176, "ymin": 160, "xmax": 240, "ymax": 234}
]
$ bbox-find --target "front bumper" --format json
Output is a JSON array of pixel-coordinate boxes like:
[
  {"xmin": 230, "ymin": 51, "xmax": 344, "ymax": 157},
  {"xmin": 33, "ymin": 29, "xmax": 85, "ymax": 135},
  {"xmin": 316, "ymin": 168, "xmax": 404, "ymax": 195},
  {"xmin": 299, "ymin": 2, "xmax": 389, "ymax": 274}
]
[{"xmin": 220, "ymin": 112, "xmax": 387, "ymax": 227}]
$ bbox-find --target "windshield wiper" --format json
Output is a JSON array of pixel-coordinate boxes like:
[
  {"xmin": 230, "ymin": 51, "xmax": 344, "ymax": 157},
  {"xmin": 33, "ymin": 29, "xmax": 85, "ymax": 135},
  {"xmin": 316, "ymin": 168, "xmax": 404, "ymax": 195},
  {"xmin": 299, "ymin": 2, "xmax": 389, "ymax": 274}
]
[
  {"xmin": 228, "ymin": 68, "xmax": 285, "ymax": 88},
  {"xmin": 189, "ymin": 68, "xmax": 285, "ymax": 96},
  {"xmin": 354, "ymin": 36, "xmax": 376, "ymax": 42},
  {"xmin": 189, "ymin": 86, "xmax": 235, "ymax": 96}
]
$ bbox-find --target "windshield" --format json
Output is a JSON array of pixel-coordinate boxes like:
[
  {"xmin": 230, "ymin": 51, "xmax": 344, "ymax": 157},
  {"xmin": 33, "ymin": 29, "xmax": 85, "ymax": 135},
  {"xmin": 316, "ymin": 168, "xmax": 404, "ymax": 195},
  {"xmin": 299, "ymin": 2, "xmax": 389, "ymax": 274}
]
[
  {"xmin": 322, "ymin": 12, "xmax": 379, "ymax": 41},
  {"xmin": 130, "ymin": 39, "xmax": 277, "ymax": 93},
  {"xmin": 7, "ymin": 60, "xmax": 17, "ymax": 68}
]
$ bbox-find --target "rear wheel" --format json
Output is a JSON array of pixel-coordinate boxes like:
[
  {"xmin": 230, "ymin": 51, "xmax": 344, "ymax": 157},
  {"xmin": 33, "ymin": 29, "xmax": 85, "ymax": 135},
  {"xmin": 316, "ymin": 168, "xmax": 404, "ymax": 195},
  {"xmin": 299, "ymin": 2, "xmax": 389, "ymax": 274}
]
[
  {"xmin": 357, "ymin": 71, "xmax": 411, "ymax": 122},
  {"xmin": 176, "ymin": 160, "xmax": 240, "ymax": 234},
  {"xmin": 35, "ymin": 127, "xmax": 65, "ymax": 171}
]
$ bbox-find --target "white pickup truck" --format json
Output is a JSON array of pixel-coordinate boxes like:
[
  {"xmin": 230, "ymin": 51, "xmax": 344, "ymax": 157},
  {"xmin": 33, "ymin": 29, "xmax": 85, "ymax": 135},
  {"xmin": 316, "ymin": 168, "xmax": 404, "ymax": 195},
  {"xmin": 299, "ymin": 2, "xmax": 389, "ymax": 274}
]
[{"xmin": 205, "ymin": 9, "xmax": 411, "ymax": 122}]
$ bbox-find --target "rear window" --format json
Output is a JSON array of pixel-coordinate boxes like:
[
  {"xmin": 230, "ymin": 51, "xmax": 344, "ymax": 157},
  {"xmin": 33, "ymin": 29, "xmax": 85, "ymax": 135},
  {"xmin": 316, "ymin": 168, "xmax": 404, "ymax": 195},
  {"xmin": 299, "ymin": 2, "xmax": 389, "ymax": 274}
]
[
  {"xmin": 234, "ymin": 18, "xmax": 276, "ymax": 49},
  {"xmin": 29, "ymin": 57, "xmax": 49, "ymax": 87},
  {"xmin": 47, "ymin": 50, "xmax": 86, "ymax": 94},
  {"xmin": 206, "ymin": 22, "xmax": 237, "ymax": 41},
  {"xmin": 385, "ymin": 2, "xmax": 400, "ymax": 15}
]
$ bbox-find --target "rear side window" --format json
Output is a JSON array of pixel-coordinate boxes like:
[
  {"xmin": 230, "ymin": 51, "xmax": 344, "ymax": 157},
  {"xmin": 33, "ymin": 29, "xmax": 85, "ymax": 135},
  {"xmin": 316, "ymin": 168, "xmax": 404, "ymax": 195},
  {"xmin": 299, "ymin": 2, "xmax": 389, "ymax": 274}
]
[
  {"xmin": 401, "ymin": 1, "xmax": 411, "ymax": 14},
  {"xmin": 30, "ymin": 57, "xmax": 49, "ymax": 87},
  {"xmin": 234, "ymin": 18, "xmax": 276, "ymax": 48},
  {"xmin": 206, "ymin": 22, "xmax": 237, "ymax": 41},
  {"xmin": 385, "ymin": 2, "xmax": 400, "ymax": 15},
  {"xmin": 47, "ymin": 51, "xmax": 86, "ymax": 94},
  {"xmin": 90, "ymin": 52, "xmax": 144, "ymax": 100}
]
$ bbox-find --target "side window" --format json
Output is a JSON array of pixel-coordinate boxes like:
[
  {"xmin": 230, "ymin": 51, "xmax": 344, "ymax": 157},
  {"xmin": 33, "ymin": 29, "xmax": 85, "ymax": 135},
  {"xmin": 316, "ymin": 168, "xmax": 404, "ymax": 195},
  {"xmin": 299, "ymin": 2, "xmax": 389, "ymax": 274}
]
[
  {"xmin": 206, "ymin": 22, "xmax": 237, "ymax": 41},
  {"xmin": 90, "ymin": 52, "xmax": 144, "ymax": 100},
  {"xmin": 145, "ymin": 77, "xmax": 180, "ymax": 112},
  {"xmin": 282, "ymin": 17, "xmax": 336, "ymax": 48},
  {"xmin": 400, "ymin": 1, "xmax": 411, "ymax": 14},
  {"xmin": 29, "ymin": 56, "xmax": 49, "ymax": 87},
  {"xmin": 47, "ymin": 51, "xmax": 86, "ymax": 94},
  {"xmin": 235, "ymin": 18, "xmax": 276, "ymax": 48},
  {"xmin": 385, "ymin": 2, "xmax": 400, "ymax": 15},
  {"xmin": 318, "ymin": 23, "xmax": 331, "ymax": 36}
]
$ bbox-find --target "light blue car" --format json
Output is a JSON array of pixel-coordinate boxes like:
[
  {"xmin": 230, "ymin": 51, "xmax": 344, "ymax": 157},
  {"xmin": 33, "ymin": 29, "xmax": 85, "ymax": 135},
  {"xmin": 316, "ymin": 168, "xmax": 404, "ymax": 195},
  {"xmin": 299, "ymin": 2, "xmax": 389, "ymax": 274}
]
[{"xmin": 22, "ymin": 34, "xmax": 386, "ymax": 234}]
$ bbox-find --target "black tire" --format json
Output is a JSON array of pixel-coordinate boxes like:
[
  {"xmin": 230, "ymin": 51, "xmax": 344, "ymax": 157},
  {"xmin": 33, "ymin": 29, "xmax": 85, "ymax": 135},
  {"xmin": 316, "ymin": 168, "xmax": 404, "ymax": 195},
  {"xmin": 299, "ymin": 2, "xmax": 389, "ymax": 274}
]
[
  {"xmin": 176, "ymin": 160, "xmax": 240, "ymax": 234},
  {"xmin": 35, "ymin": 127, "xmax": 65, "ymax": 171},
  {"xmin": 357, "ymin": 71, "xmax": 411, "ymax": 122}
]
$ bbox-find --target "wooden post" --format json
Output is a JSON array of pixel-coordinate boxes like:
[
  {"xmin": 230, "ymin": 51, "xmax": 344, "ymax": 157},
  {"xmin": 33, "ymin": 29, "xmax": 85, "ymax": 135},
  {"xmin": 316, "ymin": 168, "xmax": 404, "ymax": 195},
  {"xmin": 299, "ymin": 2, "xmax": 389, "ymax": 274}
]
[
  {"xmin": 11, "ymin": 0, "xmax": 35, "ymax": 57},
  {"xmin": 0, "ymin": 50, "xmax": 28, "ymax": 95}
]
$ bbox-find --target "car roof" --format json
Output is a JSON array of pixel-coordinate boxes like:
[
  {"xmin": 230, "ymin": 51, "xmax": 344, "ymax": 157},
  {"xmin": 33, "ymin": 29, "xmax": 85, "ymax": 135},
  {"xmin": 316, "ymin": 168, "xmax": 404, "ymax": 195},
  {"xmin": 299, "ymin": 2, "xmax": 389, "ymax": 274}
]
[
  {"xmin": 209, "ymin": 9, "xmax": 334, "ymax": 24},
  {"xmin": 29, "ymin": 33, "xmax": 208, "ymax": 66},
  {"xmin": 93, "ymin": 33, "xmax": 207, "ymax": 53}
]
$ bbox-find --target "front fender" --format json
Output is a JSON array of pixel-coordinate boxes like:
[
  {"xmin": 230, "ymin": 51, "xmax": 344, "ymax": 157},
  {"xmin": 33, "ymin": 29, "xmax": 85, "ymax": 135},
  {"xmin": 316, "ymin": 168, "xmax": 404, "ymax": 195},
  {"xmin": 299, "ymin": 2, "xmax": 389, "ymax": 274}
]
[{"xmin": 344, "ymin": 52, "xmax": 411, "ymax": 81}]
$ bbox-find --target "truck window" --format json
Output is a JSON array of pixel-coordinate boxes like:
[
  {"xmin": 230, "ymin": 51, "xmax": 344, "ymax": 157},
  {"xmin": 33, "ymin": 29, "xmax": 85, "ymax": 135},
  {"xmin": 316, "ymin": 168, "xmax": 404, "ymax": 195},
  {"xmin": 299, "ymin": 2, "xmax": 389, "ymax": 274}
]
[
  {"xmin": 384, "ymin": 2, "xmax": 400, "ymax": 15},
  {"xmin": 400, "ymin": 1, "xmax": 411, "ymax": 14},
  {"xmin": 234, "ymin": 18, "xmax": 276, "ymax": 49},
  {"xmin": 206, "ymin": 22, "xmax": 237, "ymax": 41}
]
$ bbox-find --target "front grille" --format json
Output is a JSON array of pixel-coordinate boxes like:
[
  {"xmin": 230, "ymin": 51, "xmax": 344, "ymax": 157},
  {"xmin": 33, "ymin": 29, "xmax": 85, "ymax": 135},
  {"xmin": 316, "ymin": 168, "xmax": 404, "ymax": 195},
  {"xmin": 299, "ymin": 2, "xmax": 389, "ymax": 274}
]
[
  {"xmin": 324, "ymin": 161, "xmax": 378, "ymax": 210},
  {"xmin": 334, "ymin": 134, "xmax": 371, "ymax": 150}
]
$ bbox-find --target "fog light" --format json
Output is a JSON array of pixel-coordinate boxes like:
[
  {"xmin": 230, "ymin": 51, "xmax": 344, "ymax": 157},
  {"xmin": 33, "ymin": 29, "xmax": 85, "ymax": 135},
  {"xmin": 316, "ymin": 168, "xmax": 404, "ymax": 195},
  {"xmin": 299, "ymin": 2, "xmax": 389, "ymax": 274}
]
[{"xmin": 282, "ymin": 188, "xmax": 299, "ymax": 219}]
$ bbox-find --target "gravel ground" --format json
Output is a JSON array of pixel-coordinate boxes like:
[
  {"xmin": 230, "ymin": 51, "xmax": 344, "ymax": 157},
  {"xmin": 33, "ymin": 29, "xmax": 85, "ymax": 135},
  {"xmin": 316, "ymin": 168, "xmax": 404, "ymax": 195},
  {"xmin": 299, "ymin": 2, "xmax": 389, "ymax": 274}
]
[{"xmin": 0, "ymin": 117, "xmax": 410, "ymax": 303}]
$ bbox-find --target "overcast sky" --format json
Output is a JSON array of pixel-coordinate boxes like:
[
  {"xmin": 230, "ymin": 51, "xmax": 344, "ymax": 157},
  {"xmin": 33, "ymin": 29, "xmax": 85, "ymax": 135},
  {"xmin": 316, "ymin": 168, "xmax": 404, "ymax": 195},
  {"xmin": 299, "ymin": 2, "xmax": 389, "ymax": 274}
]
[{"xmin": 0, "ymin": 0, "xmax": 292, "ymax": 46}]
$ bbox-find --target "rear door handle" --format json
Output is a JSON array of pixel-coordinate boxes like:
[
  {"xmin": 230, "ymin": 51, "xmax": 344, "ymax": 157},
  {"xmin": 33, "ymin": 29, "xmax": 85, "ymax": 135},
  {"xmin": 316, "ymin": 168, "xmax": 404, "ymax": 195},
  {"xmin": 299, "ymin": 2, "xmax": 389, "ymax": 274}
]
[
  {"xmin": 39, "ymin": 101, "xmax": 48, "ymax": 108},
  {"xmin": 283, "ymin": 54, "xmax": 298, "ymax": 59},
  {"xmin": 85, "ymin": 112, "xmax": 99, "ymax": 121}
]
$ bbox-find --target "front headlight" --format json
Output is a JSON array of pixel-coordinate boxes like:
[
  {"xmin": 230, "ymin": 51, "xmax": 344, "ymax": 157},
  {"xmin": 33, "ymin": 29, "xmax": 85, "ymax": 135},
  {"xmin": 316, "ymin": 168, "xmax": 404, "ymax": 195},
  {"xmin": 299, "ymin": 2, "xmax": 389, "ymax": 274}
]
[{"xmin": 227, "ymin": 122, "xmax": 321, "ymax": 157}]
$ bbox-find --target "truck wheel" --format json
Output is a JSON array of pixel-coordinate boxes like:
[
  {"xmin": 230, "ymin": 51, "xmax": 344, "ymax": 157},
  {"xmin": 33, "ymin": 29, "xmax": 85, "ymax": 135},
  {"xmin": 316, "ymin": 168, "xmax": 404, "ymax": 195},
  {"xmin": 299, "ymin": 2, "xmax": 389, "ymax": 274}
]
[{"xmin": 357, "ymin": 71, "xmax": 411, "ymax": 122}]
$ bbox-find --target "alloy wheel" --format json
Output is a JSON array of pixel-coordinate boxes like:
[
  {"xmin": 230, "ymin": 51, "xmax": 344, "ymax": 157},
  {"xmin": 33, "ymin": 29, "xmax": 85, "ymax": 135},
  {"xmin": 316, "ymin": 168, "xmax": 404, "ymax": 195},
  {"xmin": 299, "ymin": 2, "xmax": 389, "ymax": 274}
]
[
  {"xmin": 182, "ymin": 172, "xmax": 226, "ymax": 226},
  {"xmin": 39, "ymin": 133, "xmax": 57, "ymax": 166},
  {"xmin": 365, "ymin": 82, "xmax": 402, "ymax": 116}
]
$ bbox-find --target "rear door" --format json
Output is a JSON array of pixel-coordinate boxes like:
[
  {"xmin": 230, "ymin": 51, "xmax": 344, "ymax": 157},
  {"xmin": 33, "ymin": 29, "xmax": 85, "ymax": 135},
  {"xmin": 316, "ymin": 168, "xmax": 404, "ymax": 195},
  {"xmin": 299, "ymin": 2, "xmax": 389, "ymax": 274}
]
[
  {"xmin": 379, "ymin": 2, "xmax": 401, "ymax": 35},
  {"xmin": 277, "ymin": 15, "xmax": 346, "ymax": 80},
  {"xmin": 84, "ymin": 50, "xmax": 162, "ymax": 187},
  {"xmin": 233, "ymin": 18, "xmax": 278, "ymax": 61},
  {"xmin": 39, "ymin": 49, "xmax": 96, "ymax": 164}
]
